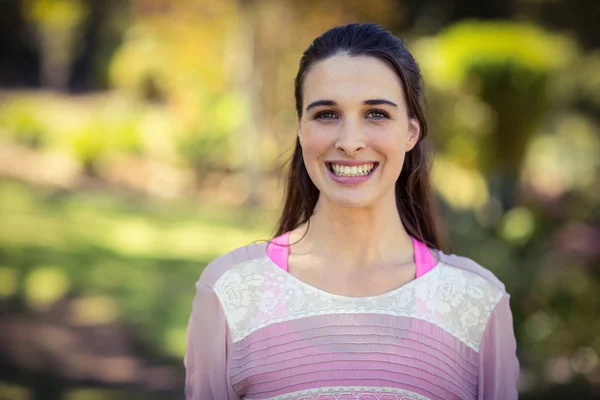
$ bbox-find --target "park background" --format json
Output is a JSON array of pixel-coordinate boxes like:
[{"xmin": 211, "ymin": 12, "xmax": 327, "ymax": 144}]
[{"xmin": 0, "ymin": 0, "xmax": 599, "ymax": 399}]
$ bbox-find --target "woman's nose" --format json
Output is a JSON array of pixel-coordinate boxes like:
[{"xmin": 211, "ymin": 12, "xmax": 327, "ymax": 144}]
[{"xmin": 335, "ymin": 121, "xmax": 366, "ymax": 155}]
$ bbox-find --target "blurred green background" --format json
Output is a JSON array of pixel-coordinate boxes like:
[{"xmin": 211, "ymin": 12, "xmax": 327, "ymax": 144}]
[{"xmin": 0, "ymin": 0, "xmax": 599, "ymax": 399}]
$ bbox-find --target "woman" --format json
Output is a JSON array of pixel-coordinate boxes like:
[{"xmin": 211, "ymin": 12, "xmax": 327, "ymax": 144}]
[{"xmin": 185, "ymin": 23, "xmax": 519, "ymax": 400}]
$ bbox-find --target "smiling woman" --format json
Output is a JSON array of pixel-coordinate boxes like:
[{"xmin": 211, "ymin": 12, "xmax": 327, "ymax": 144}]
[
  {"xmin": 297, "ymin": 54, "xmax": 419, "ymax": 210},
  {"xmin": 184, "ymin": 23, "xmax": 519, "ymax": 400}
]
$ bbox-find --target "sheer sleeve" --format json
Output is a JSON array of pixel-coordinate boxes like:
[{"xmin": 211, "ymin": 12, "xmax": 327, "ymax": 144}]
[
  {"xmin": 478, "ymin": 295, "xmax": 520, "ymax": 400},
  {"xmin": 185, "ymin": 283, "xmax": 239, "ymax": 400}
]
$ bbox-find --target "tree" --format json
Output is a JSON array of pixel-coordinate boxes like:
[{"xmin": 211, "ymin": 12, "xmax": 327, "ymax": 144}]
[{"xmin": 22, "ymin": 0, "xmax": 89, "ymax": 91}]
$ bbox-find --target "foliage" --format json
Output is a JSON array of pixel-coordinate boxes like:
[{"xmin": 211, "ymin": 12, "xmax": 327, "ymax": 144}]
[
  {"xmin": 0, "ymin": 97, "xmax": 48, "ymax": 148},
  {"xmin": 409, "ymin": 22, "xmax": 600, "ymax": 398},
  {"xmin": 22, "ymin": 0, "xmax": 88, "ymax": 30},
  {"xmin": 0, "ymin": 93, "xmax": 150, "ymax": 172},
  {"xmin": 414, "ymin": 21, "xmax": 579, "ymax": 208},
  {"xmin": 0, "ymin": 180, "xmax": 275, "ymax": 397},
  {"xmin": 415, "ymin": 21, "xmax": 571, "ymax": 88}
]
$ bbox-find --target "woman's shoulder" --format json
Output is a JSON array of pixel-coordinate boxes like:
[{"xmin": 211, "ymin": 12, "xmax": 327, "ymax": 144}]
[
  {"xmin": 196, "ymin": 241, "xmax": 269, "ymax": 288},
  {"xmin": 433, "ymin": 248, "xmax": 509, "ymax": 297}
]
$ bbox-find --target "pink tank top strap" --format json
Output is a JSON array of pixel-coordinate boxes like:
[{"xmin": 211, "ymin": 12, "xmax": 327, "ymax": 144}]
[
  {"xmin": 266, "ymin": 231, "xmax": 291, "ymax": 272},
  {"xmin": 267, "ymin": 232, "xmax": 437, "ymax": 277},
  {"xmin": 410, "ymin": 235, "xmax": 437, "ymax": 278}
]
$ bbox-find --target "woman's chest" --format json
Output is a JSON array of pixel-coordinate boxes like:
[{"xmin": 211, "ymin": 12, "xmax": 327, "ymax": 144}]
[
  {"xmin": 229, "ymin": 314, "xmax": 479, "ymax": 400},
  {"xmin": 287, "ymin": 254, "xmax": 418, "ymax": 297}
]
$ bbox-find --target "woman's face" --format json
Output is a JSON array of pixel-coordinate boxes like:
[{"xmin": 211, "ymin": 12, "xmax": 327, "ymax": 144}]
[{"xmin": 299, "ymin": 55, "xmax": 420, "ymax": 209}]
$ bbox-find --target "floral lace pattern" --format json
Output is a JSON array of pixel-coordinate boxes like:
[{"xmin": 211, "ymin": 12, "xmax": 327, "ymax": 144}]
[
  {"xmin": 247, "ymin": 386, "xmax": 431, "ymax": 400},
  {"xmin": 213, "ymin": 257, "xmax": 503, "ymax": 351}
]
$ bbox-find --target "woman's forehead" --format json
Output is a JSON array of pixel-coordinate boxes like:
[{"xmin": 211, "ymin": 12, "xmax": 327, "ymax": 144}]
[{"xmin": 302, "ymin": 55, "xmax": 405, "ymax": 105}]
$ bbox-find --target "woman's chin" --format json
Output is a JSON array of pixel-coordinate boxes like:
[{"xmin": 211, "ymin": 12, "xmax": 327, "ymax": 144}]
[{"xmin": 322, "ymin": 192, "xmax": 377, "ymax": 209}]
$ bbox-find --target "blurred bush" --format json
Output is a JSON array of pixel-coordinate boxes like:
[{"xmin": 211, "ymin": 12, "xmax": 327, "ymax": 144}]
[
  {"xmin": 414, "ymin": 21, "xmax": 600, "ymax": 398},
  {"xmin": 415, "ymin": 21, "xmax": 575, "ymax": 209},
  {"xmin": 0, "ymin": 93, "xmax": 145, "ymax": 174}
]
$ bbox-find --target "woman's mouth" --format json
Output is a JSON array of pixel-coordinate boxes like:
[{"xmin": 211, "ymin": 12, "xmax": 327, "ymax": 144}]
[
  {"xmin": 326, "ymin": 162, "xmax": 378, "ymax": 177},
  {"xmin": 325, "ymin": 162, "xmax": 379, "ymax": 184}
]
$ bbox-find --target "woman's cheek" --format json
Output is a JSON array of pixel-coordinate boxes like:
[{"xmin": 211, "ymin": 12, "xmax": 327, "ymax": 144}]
[
  {"xmin": 369, "ymin": 130, "xmax": 397, "ymax": 155},
  {"xmin": 372, "ymin": 129, "xmax": 406, "ymax": 175},
  {"xmin": 301, "ymin": 126, "xmax": 334, "ymax": 161}
]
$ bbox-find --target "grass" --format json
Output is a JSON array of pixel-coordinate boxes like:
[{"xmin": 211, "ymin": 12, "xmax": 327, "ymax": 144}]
[{"xmin": 0, "ymin": 179, "xmax": 276, "ymax": 398}]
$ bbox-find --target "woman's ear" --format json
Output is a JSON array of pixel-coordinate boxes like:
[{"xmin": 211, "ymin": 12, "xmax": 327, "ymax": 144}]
[{"xmin": 405, "ymin": 118, "xmax": 420, "ymax": 152}]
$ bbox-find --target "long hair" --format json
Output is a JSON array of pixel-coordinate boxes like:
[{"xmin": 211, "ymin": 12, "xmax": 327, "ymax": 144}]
[{"xmin": 273, "ymin": 23, "xmax": 448, "ymax": 251}]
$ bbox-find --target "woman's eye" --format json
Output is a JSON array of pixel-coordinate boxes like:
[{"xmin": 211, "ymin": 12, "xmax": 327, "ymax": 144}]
[
  {"xmin": 315, "ymin": 111, "xmax": 338, "ymax": 120},
  {"xmin": 366, "ymin": 110, "xmax": 389, "ymax": 119}
]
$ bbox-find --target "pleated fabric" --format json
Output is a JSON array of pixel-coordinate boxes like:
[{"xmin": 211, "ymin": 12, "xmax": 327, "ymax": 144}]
[{"xmin": 185, "ymin": 239, "xmax": 519, "ymax": 400}]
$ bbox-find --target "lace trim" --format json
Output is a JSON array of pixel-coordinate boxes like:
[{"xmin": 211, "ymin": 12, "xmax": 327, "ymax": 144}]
[
  {"xmin": 245, "ymin": 386, "xmax": 431, "ymax": 400},
  {"xmin": 214, "ymin": 257, "xmax": 503, "ymax": 350}
]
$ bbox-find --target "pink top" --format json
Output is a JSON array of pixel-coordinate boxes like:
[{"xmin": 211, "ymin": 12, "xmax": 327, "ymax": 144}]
[
  {"xmin": 266, "ymin": 231, "xmax": 438, "ymax": 277},
  {"xmin": 185, "ymin": 239, "xmax": 519, "ymax": 400}
]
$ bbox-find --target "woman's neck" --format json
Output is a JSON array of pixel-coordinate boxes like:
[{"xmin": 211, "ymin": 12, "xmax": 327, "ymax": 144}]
[{"xmin": 291, "ymin": 193, "xmax": 413, "ymax": 271}]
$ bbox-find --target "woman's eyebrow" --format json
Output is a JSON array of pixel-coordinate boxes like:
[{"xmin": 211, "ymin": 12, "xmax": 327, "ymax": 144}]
[
  {"xmin": 363, "ymin": 99, "xmax": 397, "ymax": 107},
  {"xmin": 305, "ymin": 99, "xmax": 336, "ymax": 112},
  {"xmin": 305, "ymin": 99, "xmax": 398, "ymax": 112}
]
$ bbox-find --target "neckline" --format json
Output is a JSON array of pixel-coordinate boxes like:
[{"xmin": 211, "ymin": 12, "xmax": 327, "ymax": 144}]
[
  {"xmin": 263, "ymin": 253, "xmax": 442, "ymax": 300},
  {"xmin": 263, "ymin": 235, "xmax": 442, "ymax": 300}
]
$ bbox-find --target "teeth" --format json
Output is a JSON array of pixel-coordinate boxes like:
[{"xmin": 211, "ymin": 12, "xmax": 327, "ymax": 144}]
[{"xmin": 330, "ymin": 163, "xmax": 375, "ymax": 177}]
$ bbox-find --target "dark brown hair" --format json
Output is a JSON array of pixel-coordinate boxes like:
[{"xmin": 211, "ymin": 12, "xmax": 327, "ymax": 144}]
[{"xmin": 274, "ymin": 23, "xmax": 447, "ymax": 251}]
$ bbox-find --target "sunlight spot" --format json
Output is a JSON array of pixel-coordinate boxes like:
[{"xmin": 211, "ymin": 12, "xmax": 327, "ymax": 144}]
[
  {"xmin": 24, "ymin": 266, "xmax": 70, "ymax": 310},
  {"xmin": 446, "ymin": 135, "xmax": 479, "ymax": 167},
  {"xmin": 162, "ymin": 223, "xmax": 262, "ymax": 258},
  {"xmin": 499, "ymin": 207, "xmax": 535, "ymax": 244},
  {"xmin": 525, "ymin": 311, "xmax": 553, "ymax": 341},
  {"xmin": 523, "ymin": 114, "xmax": 600, "ymax": 199},
  {"xmin": 453, "ymin": 95, "xmax": 493, "ymax": 132},
  {"xmin": 165, "ymin": 327, "xmax": 187, "ymax": 358},
  {"xmin": 571, "ymin": 347, "xmax": 598, "ymax": 374},
  {"xmin": 69, "ymin": 296, "xmax": 120, "ymax": 326},
  {"xmin": 545, "ymin": 357, "xmax": 573, "ymax": 384},
  {"xmin": 431, "ymin": 156, "xmax": 488, "ymax": 210},
  {"xmin": 108, "ymin": 217, "xmax": 158, "ymax": 257}
]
